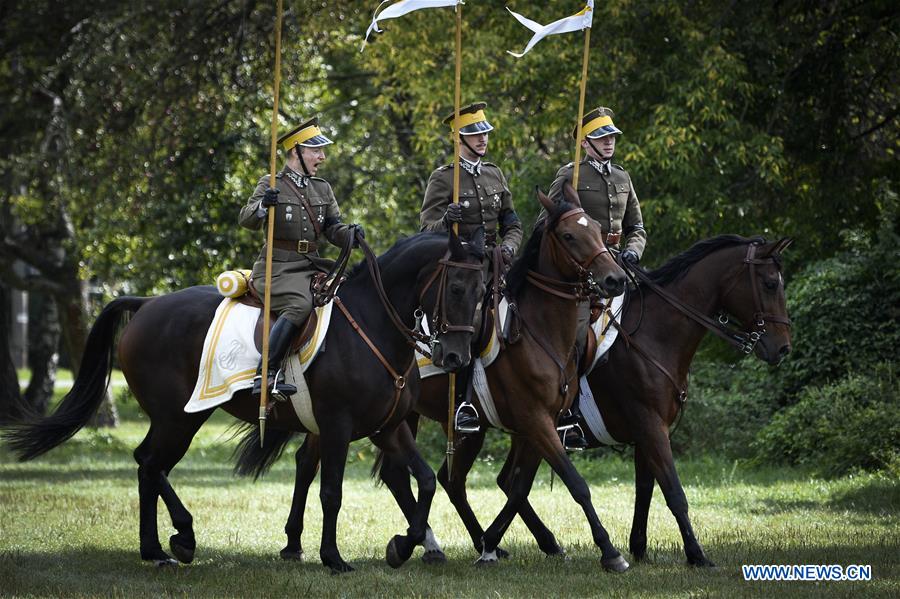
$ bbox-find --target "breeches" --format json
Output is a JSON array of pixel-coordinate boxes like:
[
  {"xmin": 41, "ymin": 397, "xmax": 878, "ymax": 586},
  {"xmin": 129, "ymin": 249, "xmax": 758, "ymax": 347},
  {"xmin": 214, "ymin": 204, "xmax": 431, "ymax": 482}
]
[{"xmin": 251, "ymin": 263, "xmax": 315, "ymax": 327}]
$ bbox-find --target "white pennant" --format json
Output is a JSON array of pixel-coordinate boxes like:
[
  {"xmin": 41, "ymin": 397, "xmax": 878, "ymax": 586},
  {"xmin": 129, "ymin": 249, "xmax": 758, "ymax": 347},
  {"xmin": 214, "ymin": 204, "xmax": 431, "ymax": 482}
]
[
  {"xmin": 507, "ymin": 1, "xmax": 594, "ymax": 58},
  {"xmin": 362, "ymin": 0, "xmax": 462, "ymax": 51}
]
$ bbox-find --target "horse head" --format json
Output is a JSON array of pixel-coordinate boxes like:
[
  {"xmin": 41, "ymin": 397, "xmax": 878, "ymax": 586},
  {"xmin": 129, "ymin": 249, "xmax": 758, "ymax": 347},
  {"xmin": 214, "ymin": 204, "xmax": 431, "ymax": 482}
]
[
  {"xmin": 420, "ymin": 227, "xmax": 486, "ymax": 372},
  {"xmin": 721, "ymin": 237, "xmax": 794, "ymax": 365},
  {"xmin": 537, "ymin": 184, "xmax": 626, "ymax": 298}
]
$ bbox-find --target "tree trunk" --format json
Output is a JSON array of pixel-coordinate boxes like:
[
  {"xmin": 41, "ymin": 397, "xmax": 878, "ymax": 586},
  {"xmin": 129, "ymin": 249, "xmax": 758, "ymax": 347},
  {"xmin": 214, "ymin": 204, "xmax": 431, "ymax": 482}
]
[
  {"xmin": 56, "ymin": 268, "xmax": 118, "ymax": 428},
  {"xmin": 24, "ymin": 289, "xmax": 60, "ymax": 415},
  {"xmin": 0, "ymin": 281, "xmax": 26, "ymax": 423}
]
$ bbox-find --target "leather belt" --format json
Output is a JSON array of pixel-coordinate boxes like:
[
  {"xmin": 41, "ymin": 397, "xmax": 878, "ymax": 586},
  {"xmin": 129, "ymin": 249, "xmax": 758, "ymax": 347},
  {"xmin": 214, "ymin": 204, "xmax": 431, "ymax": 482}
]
[
  {"xmin": 604, "ymin": 231, "xmax": 621, "ymax": 246},
  {"xmin": 272, "ymin": 239, "xmax": 318, "ymax": 253}
]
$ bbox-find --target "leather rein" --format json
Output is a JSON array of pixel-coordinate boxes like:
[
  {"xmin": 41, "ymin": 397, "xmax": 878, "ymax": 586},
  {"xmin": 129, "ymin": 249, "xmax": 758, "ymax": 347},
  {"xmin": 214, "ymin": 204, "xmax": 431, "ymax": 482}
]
[
  {"xmin": 333, "ymin": 231, "xmax": 480, "ymax": 435},
  {"xmin": 614, "ymin": 241, "xmax": 792, "ymax": 403}
]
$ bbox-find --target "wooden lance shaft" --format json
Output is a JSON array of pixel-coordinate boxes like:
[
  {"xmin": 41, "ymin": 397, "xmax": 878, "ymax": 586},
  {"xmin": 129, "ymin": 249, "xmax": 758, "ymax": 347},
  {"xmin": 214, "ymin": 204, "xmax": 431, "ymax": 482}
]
[
  {"xmin": 260, "ymin": 0, "xmax": 284, "ymax": 447},
  {"xmin": 572, "ymin": 25, "xmax": 592, "ymax": 189},
  {"xmin": 446, "ymin": 1, "xmax": 463, "ymax": 481}
]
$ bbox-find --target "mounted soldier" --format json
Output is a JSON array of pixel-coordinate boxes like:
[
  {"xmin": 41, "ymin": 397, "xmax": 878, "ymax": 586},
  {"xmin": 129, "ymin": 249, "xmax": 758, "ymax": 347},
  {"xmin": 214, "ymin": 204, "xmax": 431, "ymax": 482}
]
[
  {"xmin": 419, "ymin": 102, "xmax": 523, "ymax": 432},
  {"xmin": 240, "ymin": 117, "xmax": 364, "ymax": 401},
  {"xmin": 546, "ymin": 106, "xmax": 647, "ymax": 449}
]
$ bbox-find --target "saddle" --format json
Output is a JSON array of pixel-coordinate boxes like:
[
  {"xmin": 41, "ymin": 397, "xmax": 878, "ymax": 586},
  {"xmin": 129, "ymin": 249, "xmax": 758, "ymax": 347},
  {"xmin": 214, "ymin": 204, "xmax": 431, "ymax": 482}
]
[{"xmin": 235, "ymin": 285, "xmax": 318, "ymax": 354}]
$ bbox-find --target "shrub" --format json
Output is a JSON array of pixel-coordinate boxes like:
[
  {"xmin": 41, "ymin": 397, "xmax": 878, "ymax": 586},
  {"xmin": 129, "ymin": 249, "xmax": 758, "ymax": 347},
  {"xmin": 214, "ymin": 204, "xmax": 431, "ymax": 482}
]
[{"xmin": 753, "ymin": 363, "xmax": 900, "ymax": 476}]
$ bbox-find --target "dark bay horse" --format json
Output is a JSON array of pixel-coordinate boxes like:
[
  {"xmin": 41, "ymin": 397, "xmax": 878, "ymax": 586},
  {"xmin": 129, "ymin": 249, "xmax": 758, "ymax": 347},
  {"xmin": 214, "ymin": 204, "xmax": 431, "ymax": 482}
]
[
  {"xmin": 3, "ymin": 231, "xmax": 486, "ymax": 573},
  {"xmin": 238, "ymin": 189, "xmax": 632, "ymax": 570},
  {"xmin": 393, "ymin": 234, "xmax": 793, "ymax": 568}
]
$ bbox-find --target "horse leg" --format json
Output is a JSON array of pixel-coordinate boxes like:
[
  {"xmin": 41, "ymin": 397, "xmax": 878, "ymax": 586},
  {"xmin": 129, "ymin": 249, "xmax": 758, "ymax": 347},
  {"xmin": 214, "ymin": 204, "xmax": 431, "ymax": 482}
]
[
  {"xmin": 531, "ymin": 425, "xmax": 629, "ymax": 572},
  {"xmin": 317, "ymin": 423, "xmax": 354, "ymax": 573},
  {"xmin": 629, "ymin": 445, "xmax": 655, "ymax": 562},
  {"xmin": 637, "ymin": 432, "xmax": 714, "ymax": 567},
  {"xmin": 437, "ymin": 429, "xmax": 491, "ymax": 556},
  {"xmin": 497, "ymin": 456, "xmax": 565, "ymax": 556},
  {"xmin": 374, "ymin": 415, "xmax": 446, "ymax": 564},
  {"xmin": 281, "ymin": 434, "xmax": 320, "ymax": 561},
  {"xmin": 476, "ymin": 436, "xmax": 543, "ymax": 565},
  {"xmin": 134, "ymin": 414, "xmax": 207, "ymax": 565},
  {"xmin": 373, "ymin": 422, "xmax": 436, "ymax": 569}
]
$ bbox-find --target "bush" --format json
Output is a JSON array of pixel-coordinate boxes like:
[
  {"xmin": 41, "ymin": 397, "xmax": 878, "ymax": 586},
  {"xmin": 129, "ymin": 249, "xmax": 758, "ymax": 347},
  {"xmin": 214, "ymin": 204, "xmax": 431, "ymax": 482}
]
[{"xmin": 753, "ymin": 363, "xmax": 900, "ymax": 476}]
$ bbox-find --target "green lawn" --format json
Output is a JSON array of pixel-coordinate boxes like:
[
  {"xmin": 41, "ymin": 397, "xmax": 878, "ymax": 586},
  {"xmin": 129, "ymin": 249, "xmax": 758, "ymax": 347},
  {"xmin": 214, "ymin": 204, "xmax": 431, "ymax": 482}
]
[{"xmin": 1, "ymin": 397, "xmax": 898, "ymax": 597}]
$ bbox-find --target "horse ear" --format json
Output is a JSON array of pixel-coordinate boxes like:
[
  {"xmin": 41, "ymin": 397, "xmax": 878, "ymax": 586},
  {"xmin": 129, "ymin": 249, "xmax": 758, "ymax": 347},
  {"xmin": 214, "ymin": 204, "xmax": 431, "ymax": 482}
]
[
  {"xmin": 563, "ymin": 181, "xmax": 581, "ymax": 208},
  {"xmin": 449, "ymin": 226, "xmax": 466, "ymax": 260},
  {"xmin": 774, "ymin": 237, "xmax": 794, "ymax": 254},
  {"xmin": 536, "ymin": 186, "xmax": 554, "ymax": 212}
]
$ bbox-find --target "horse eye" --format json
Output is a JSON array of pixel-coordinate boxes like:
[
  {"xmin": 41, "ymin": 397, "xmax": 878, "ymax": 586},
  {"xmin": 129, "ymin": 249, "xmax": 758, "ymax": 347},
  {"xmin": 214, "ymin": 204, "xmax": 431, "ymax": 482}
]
[
  {"xmin": 562, "ymin": 232, "xmax": 575, "ymax": 241},
  {"xmin": 764, "ymin": 278, "xmax": 778, "ymax": 291},
  {"xmin": 450, "ymin": 284, "xmax": 465, "ymax": 295}
]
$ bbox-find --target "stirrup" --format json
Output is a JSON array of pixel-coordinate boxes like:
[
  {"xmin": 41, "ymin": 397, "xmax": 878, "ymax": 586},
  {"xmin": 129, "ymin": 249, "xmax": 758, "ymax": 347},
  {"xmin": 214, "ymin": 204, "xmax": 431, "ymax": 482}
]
[
  {"xmin": 560, "ymin": 424, "xmax": 588, "ymax": 451},
  {"xmin": 455, "ymin": 402, "xmax": 481, "ymax": 434},
  {"xmin": 269, "ymin": 368, "xmax": 297, "ymax": 402}
]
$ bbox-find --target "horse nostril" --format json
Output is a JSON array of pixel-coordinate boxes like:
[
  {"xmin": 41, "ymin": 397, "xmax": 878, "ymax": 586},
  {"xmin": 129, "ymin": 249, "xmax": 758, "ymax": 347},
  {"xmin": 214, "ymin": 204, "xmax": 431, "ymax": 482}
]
[
  {"xmin": 444, "ymin": 353, "xmax": 462, "ymax": 370},
  {"xmin": 605, "ymin": 274, "xmax": 625, "ymax": 295},
  {"xmin": 779, "ymin": 344, "xmax": 791, "ymax": 358}
]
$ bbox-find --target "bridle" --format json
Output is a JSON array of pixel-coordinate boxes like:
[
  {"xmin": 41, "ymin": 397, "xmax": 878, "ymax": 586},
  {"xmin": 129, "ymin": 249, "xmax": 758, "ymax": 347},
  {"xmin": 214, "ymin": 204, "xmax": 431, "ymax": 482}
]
[
  {"xmin": 417, "ymin": 248, "xmax": 483, "ymax": 356},
  {"xmin": 612, "ymin": 241, "xmax": 791, "ymax": 407},
  {"xmin": 626, "ymin": 241, "xmax": 791, "ymax": 355},
  {"xmin": 525, "ymin": 208, "xmax": 610, "ymax": 301}
]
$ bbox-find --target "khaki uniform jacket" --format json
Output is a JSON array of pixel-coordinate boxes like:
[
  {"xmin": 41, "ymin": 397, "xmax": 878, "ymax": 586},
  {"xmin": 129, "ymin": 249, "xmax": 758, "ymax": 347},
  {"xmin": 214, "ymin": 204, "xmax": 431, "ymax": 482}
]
[
  {"xmin": 548, "ymin": 158, "xmax": 646, "ymax": 258},
  {"xmin": 419, "ymin": 162, "xmax": 523, "ymax": 254},
  {"xmin": 239, "ymin": 168, "xmax": 352, "ymax": 325}
]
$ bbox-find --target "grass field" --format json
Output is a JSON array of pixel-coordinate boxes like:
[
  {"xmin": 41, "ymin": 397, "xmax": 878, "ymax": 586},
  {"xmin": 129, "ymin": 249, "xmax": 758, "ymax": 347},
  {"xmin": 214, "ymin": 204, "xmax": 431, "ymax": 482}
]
[{"xmin": 1, "ymin": 388, "xmax": 898, "ymax": 597}]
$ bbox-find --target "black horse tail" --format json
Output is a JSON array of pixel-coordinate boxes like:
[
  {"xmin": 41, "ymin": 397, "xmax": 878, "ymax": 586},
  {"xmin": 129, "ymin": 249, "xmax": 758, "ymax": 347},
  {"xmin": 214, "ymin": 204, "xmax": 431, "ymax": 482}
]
[
  {"xmin": 2, "ymin": 296, "xmax": 148, "ymax": 461},
  {"xmin": 370, "ymin": 448, "xmax": 387, "ymax": 485},
  {"xmin": 232, "ymin": 424, "xmax": 296, "ymax": 480}
]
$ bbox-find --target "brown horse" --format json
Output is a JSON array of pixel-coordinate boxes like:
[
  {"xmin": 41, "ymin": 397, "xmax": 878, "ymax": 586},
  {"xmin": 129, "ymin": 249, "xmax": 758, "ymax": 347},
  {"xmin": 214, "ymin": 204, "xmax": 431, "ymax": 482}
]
[
  {"xmin": 237, "ymin": 189, "xmax": 632, "ymax": 570},
  {"xmin": 2, "ymin": 230, "xmax": 487, "ymax": 573},
  {"xmin": 384, "ymin": 234, "xmax": 794, "ymax": 568}
]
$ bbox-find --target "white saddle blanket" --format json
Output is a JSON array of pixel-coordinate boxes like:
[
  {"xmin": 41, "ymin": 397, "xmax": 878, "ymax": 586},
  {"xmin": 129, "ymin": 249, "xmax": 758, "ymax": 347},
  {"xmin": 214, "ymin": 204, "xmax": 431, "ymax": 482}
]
[
  {"xmin": 587, "ymin": 294, "xmax": 625, "ymax": 374},
  {"xmin": 416, "ymin": 297, "xmax": 509, "ymax": 378},
  {"xmin": 184, "ymin": 298, "xmax": 333, "ymax": 433}
]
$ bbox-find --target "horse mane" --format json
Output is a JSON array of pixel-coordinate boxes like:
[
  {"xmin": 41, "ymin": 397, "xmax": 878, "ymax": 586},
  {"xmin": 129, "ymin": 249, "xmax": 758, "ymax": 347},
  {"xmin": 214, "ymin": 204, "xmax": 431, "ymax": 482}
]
[
  {"xmin": 345, "ymin": 231, "xmax": 484, "ymax": 284},
  {"xmin": 643, "ymin": 234, "xmax": 766, "ymax": 287},
  {"xmin": 505, "ymin": 199, "xmax": 578, "ymax": 299}
]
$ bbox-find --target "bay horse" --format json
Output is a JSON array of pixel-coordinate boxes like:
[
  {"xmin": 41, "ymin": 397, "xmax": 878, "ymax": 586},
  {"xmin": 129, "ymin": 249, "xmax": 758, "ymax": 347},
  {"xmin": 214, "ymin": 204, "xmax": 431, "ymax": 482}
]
[
  {"xmin": 380, "ymin": 234, "xmax": 794, "ymax": 568},
  {"xmin": 2, "ymin": 230, "xmax": 487, "ymax": 573},
  {"xmin": 236, "ymin": 188, "xmax": 632, "ymax": 570}
]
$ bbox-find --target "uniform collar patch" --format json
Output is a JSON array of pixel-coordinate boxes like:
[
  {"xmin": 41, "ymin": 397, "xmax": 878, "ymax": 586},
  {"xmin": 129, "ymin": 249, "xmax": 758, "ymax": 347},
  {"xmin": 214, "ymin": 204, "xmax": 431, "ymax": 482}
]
[
  {"xmin": 460, "ymin": 156, "xmax": 482, "ymax": 177},
  {"xmin": 285, "ymin": 167, "xmax": 308, "ymax": 188}
]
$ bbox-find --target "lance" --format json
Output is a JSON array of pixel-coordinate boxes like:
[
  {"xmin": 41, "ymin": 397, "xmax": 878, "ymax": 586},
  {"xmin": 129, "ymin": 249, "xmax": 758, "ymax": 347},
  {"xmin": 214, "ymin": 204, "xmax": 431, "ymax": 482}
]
[
  {"xmin": 445, "ymin": 0, "xmax": 463, "ymax": 481},
  {"xmin": 571, "ymin": 18, "xmax": 592, "ymax": 189},
  {"xmin": 260, "ymin": 0, "xmax": 284, "ymax": 447}
]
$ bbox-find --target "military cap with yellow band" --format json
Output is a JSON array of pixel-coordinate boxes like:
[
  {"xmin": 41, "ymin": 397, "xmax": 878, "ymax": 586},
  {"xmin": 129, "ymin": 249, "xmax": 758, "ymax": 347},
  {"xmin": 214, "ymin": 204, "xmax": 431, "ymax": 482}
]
[
  {"xmin": 278, "ymin": 117, "xmax": 333, "ymax": 150},
  {"xmin": 573, "ymin": 106, "xmax": 623, "ymax": 140},
  {"xmin": 443, "ymin": 102, "xmax": 494, "ymax": 135}
]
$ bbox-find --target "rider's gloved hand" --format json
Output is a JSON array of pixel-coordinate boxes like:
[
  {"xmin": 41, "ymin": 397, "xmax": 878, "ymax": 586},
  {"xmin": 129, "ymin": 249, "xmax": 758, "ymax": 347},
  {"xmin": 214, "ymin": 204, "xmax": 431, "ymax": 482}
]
[
  {"xmin": 261, "ymin": 187, "xmax": 279, "ymax": 208},
  {"xmin": 352, "ymin": 224, "xmax": 365, "ymax": 248},
  {"xmin": 500, "ymin": 245, "xmax": 515, "ymax": 267},
  {"xmin": 621, "ymin": 248, "xmax": 639, "ymax": 264},
  {"xmin": 443, "ymin": 202, "xmax": 463, "ymax": 225}
]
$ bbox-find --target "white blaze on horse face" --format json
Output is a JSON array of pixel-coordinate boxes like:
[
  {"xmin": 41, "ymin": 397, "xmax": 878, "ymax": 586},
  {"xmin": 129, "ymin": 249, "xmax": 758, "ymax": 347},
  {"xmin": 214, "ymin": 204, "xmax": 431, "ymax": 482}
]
[{"xmin": 577, "ymin": 216, "xmax": 589, "ymax": 227}]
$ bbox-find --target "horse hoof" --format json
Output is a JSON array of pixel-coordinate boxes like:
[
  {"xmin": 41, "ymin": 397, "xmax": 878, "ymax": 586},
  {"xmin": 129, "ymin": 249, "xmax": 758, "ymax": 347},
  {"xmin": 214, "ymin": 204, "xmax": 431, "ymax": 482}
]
[
  {"xmin": 547, "ymin": 547, "xmax": 570, "ymax": 561},
  {"xmin": 169, "ymin": 536, "xmax": 195, "ymax": 564},
  {"xmin": 474, "ymin": 549, "xmax": 500, "ymax": 567},
  {"xmin": 154, "ymin": 558, "xmax": 179, "ymax": 568},
  {"xmin": 421, "ymin": 549, "xmax": 447, "ymax": 565},
  {"xmin": 689, "ymin": 556, "xmax": 717, "ymax": 568},
  {"xmin": 280, "ymin": 548, "xmax": 304, "ymax": 562},
  {"xmin": 601, "ymin": 555, "xmax": 630, "ymax": 573},
  {"xmin": 386, "ymin": 535, "xmax": 408, "ymax": 569},
  {"xmin": 326, "ymin": 561, "xmax": 355, "ymax": 575}
]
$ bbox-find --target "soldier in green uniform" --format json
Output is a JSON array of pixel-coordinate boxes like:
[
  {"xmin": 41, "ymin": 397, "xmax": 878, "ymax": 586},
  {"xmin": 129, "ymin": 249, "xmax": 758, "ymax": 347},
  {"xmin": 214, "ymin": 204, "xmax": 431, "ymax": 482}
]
[
  {"xmin": 240, "ymin": 117, "xmax": 363, "ymax": 401},
  {"xmin": 419, "ymin": 102, "xmax": 523, "ymax": 432},
  {"xmin": 548, "ymin": 106, "xmax": 646, "ymax": 449}
]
